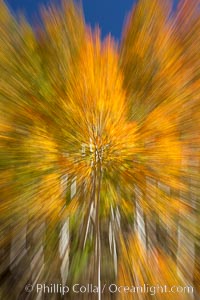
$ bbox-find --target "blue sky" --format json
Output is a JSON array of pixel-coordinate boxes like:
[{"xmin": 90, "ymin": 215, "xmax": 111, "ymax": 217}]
[{"xmin": 5, "ymin": 0, "xmax": 179, "ymax": 40}]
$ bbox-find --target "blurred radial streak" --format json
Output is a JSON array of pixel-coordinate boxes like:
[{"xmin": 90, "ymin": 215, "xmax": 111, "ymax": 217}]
[{"xmin": 0, "ymin": 0, "xmax": 200, "ymax": 299}]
